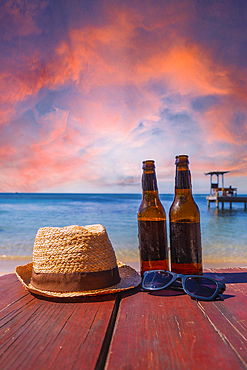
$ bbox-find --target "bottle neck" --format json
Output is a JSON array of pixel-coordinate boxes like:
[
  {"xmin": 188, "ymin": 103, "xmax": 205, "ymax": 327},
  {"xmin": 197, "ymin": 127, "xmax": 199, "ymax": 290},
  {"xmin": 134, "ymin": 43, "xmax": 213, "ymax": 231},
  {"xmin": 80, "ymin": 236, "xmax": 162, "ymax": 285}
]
[
  {"xmin": 139, "ymin": 164, "xmax": 165, "ymax": 217},
  {"xmin": 175, "ymin": 165, "xmax": 192, "ymax": 193},
  {"xmin": 142, "ymin": 169, "xmax": 158, "ymax": 192}
]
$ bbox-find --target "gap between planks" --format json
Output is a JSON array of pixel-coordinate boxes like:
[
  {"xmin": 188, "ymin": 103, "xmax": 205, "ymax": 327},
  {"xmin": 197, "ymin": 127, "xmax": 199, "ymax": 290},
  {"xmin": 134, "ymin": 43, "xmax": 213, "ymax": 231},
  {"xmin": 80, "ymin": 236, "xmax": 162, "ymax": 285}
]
[{"xmin": 95, "ymin": 292, "xmax": 122, "ymax": 370}]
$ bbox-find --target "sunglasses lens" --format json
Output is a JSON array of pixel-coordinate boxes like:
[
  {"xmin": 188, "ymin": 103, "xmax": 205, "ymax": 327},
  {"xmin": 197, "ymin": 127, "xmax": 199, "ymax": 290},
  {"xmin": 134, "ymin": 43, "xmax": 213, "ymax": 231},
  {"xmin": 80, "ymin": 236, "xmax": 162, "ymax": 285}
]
[
  {"xmin": 143, "ymin": 271, "xmax": 173, "ymax": 289},
  {"xmin": 185, "ymin": 277, "xmax": 217, "ymax": 298}
]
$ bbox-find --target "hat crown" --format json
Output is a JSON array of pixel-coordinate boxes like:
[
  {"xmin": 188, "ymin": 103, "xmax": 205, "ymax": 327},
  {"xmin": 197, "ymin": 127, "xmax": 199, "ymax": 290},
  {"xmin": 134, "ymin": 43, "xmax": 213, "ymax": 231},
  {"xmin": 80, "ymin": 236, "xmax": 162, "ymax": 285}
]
[{"xmin": 32, "ymin": 224, "xmax": 117, "ymax": 274}]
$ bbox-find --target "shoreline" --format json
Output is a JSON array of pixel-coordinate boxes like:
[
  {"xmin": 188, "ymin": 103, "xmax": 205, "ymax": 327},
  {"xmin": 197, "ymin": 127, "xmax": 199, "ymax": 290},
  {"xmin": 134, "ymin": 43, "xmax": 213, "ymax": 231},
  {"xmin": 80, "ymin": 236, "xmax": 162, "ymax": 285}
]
[{"xmin": 1, "ymin": 258, "xmax": 247, "ymax": 276}]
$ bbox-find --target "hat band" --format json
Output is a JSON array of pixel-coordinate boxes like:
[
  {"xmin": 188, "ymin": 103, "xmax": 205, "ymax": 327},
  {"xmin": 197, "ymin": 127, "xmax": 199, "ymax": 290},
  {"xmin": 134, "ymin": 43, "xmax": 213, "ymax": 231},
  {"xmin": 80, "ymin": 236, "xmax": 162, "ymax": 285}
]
[{"xmin": 31, "ymin": 265, "xmax": 121, "ymax": 292}]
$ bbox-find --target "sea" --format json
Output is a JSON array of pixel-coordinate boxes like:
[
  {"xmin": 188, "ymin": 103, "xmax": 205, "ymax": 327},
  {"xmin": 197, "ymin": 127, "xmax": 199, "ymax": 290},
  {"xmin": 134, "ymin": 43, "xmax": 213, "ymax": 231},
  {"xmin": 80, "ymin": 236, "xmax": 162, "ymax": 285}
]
[{"xmin": 0, "ymin": 193, "xmax": 247, "ymax": 270}]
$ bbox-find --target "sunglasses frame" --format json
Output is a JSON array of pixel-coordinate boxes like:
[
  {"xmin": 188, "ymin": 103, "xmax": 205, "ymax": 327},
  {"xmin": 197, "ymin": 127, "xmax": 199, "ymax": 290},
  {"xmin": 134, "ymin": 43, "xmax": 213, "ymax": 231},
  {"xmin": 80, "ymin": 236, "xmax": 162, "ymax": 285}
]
[{"xmin": 142, "ymin": 270, "xmax": 226, "ymax": 301}]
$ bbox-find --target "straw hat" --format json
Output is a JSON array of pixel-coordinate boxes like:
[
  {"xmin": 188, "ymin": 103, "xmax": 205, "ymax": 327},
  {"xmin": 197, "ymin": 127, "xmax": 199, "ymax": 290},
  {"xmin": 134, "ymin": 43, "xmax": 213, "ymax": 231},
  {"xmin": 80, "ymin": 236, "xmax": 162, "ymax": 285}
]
[{"xmin": 15, "ymin": 224, "xmax": 141, "ymax": 298}]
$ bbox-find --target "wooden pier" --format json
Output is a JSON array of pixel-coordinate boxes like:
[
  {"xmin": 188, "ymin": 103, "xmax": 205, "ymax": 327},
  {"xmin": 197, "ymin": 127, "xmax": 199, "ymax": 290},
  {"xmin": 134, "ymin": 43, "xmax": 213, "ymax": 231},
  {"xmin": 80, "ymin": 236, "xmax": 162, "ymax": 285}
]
[
  {"xmin": 205, "ymin": 171, "xmax": 247, "ymax": 209},
  {"xmin": 206, "ymin": 195, "xmax": 247, "ymax": 209}
]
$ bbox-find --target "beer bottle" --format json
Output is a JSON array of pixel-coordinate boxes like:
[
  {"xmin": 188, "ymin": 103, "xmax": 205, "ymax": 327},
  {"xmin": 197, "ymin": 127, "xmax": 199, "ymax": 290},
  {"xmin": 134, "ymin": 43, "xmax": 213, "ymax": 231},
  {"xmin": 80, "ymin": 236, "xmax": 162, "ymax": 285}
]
[
  {"xmin": 138, "ymin": 160, "xmax": 168, "ymax": 277},
  {"xmin": 169, "ymin": 155, "xmax": 202, "ymax": 275}
]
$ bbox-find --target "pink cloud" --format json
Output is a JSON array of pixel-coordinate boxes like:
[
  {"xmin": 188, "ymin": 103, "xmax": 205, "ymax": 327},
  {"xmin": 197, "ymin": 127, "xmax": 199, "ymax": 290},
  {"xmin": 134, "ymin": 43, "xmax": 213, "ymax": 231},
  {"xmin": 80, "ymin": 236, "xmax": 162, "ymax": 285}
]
[
  {"xmin": 0, "ymin": 0, "xmax": 43, "ymax": 40},
  {"xmin": 0, "ymin": 1, "xmax": 247, "ymax": 192}
]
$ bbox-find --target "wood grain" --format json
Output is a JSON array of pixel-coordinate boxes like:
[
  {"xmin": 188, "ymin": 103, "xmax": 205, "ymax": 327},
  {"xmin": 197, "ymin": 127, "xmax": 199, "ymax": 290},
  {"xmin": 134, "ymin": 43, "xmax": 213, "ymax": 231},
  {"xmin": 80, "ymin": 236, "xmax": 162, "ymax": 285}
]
[
  {"xmin": 106, "ymin": 268, "xmax": 247, "ymax": 370},
  {"xmin": 200, "ymin": 268, "xmax": 247, "ymax": 367},
  {"xmin": 0, "ymin": 274, "xmax": 117, "ymax": 370},
  {"xmin": 2, "ymin": 269, "xmax": 247, "ymax": 370}
]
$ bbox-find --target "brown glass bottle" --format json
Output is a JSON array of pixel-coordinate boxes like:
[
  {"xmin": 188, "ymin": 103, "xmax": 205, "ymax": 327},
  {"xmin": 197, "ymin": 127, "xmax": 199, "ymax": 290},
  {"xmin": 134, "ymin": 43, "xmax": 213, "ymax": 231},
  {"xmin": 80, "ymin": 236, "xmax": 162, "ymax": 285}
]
[
  {"xmin": 169, "ymin": 155, "xmax": 203, "ymax": 275},
  {"xmin": 138, "ymin": 160, "xmax": 168, "ymax": 277}
]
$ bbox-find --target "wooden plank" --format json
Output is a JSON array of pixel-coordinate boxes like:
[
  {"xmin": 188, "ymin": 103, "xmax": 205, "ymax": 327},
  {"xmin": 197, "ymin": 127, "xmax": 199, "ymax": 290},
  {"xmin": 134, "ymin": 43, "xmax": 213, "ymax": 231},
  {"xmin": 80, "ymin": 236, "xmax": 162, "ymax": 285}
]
[
  {"xmin": 199, "ymin": 268, "xmax": 247, "ymax": 367},
  {"xmin": 0, "ymin": 274, "xmax": 31, "ymax": 311},
  {"xmin": 106, "ymin": 280, "xmax": 246, "ymax": 369},
  {"xmin": 0, "ymin": 274, "xmax": 117, "ymax": 370},
  {"xmin": 0, "ymin": 296, "xmax": 45, "ymax": 355},
  {"xmin": 0, "ymin": 274, "xmax": 23, "ymax": 296},
  {"xmin": 0, "ymin": 273, "xmax": 20, "ymax": 290}
]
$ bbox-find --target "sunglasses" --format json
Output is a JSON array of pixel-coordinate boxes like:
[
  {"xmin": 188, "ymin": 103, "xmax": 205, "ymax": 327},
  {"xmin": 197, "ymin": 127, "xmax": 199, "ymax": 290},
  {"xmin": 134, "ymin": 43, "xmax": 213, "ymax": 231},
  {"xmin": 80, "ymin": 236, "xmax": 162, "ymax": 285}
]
[{"xmin": 142, "ymin": 270, "xmax": 226, "ymax": 301}]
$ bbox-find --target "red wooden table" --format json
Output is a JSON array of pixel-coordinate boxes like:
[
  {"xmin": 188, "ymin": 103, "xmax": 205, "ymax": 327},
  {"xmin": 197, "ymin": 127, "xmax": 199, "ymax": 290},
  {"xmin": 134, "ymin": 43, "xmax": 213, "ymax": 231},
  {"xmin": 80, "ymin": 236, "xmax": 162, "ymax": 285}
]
[{"xmin": 1, "ymin": 268, "xmax": 247, "ymax": 370}]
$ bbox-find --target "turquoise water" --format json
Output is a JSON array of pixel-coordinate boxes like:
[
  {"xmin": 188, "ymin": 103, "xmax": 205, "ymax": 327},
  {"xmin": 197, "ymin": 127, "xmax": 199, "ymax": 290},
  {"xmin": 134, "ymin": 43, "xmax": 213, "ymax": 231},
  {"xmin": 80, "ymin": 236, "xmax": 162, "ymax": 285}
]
[{"xmin": 0, "ymin": 193, "xmax": 246, "ymax": 265}]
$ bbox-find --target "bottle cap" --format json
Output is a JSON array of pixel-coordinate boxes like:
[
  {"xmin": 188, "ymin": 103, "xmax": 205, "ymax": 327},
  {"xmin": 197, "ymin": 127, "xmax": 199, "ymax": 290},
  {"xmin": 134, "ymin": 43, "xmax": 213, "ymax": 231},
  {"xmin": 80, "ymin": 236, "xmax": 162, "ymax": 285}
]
[
  {"xmin": 142, "ymin": 160, "xmax": 155, "ymax": 169},
  {"xmin": 175, "ymin": 155, "xmax": 189, "ymax": 164}
]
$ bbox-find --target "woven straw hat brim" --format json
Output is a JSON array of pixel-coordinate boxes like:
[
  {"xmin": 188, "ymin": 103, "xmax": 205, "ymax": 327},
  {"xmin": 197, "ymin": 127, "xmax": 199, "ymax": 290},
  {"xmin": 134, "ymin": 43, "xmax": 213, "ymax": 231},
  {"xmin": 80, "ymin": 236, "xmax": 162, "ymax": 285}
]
[{"xmin": 15, "ymin": 261, "xmax": 141, "ymax": 298}]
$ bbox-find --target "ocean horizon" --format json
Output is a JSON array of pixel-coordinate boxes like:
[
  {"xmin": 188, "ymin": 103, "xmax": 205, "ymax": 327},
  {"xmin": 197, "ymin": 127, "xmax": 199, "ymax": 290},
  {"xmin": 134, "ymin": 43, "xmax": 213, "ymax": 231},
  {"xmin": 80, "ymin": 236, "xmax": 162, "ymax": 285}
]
[{"xmin": 0, "ymin": 193, "xmax": 247, "ymax": 272}]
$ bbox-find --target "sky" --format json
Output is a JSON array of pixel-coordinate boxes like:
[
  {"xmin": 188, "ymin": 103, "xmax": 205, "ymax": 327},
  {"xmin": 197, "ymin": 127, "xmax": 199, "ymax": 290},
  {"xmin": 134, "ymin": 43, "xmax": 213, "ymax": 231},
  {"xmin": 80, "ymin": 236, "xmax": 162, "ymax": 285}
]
[{"xmin": 0, "ymin": 0, "xmax": 247, "ymax": 194}]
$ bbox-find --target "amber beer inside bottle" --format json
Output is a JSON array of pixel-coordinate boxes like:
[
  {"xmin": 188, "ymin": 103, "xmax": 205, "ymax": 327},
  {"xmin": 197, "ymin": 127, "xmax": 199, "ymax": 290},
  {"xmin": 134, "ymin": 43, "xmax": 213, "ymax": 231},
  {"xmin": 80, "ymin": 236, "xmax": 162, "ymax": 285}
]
[
  {"xmin": 138, "ymin": 160, "xmax": 168, "ymax": 277},
  {"xmin": 169, "ymin": 155, "xmax": 203, "ymax": 275}
]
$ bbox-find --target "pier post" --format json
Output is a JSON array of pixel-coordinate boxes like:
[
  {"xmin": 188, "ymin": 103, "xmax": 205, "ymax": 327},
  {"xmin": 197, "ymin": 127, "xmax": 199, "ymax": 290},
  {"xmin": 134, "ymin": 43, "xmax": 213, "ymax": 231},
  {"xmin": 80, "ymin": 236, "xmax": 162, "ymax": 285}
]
[
  {"xmin": 216, "ymin": 199, "xmax": 219, "ymax": 208},
  {"xmin": 230, "ymin": 202, "xmax": 232, "ymax": 209}
]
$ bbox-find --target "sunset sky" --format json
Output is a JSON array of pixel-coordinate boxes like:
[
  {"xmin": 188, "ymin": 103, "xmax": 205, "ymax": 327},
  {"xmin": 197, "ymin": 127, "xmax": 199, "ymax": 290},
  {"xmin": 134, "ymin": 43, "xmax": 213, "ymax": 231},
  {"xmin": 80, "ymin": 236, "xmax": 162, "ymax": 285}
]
[{"xmin": 1, "ymin": 0, "xmax": 247, "ymax": 193}]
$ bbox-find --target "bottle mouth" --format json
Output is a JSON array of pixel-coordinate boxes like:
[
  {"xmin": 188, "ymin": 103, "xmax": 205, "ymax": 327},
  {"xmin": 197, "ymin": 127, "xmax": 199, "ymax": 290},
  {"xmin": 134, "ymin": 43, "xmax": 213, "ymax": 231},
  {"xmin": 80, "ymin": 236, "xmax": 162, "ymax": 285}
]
[
  {"xmin": 142, "ymin": 160, "xmax": 155, "ymax": 169},
  {"xmin": 175, "ymin": 155, "xmax": 189, "ymax": 164}
]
